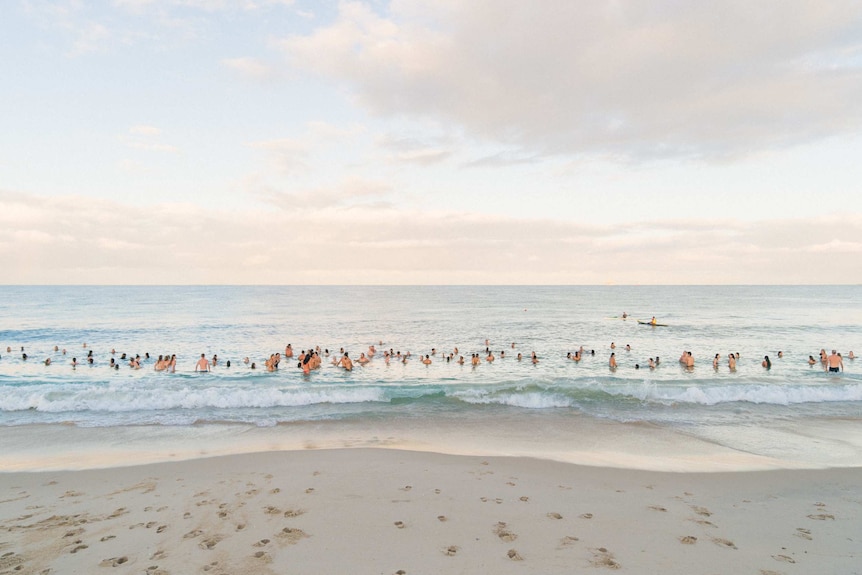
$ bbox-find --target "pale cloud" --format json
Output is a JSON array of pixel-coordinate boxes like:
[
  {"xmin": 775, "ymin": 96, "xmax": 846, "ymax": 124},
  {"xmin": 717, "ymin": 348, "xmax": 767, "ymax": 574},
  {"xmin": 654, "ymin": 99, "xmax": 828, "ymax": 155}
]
[
  {"xmin": 1, "ymin": 190, "xmax": 859, "ymax": 284},
  {"xmin": 280, "ymin": 0, "xmax": 862, "ymax": 161},
  {"xmin": 246, "ymin": 138, "xmax": 309, "ymax": 174},
  {"xmin": 123, "ymin": 126, "xmax": 178, "ymax": 153},
  {"xmin": 247, "ymin": 122, "xmax": 365, "ymax": 174},
  {"xmin": 222, "ymin": 57, "xmax": 276, "ymax": 81},
  {"xmin": 129, "ymin": 125, "xmax": 161, "ymax": 136}
]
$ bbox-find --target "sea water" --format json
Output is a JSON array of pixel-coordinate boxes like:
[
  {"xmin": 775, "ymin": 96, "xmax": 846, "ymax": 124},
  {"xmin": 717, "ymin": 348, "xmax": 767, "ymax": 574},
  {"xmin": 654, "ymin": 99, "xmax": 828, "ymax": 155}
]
[{"xmin": 1, "ymin": 285, "xmax": 860, "ymax": 470}]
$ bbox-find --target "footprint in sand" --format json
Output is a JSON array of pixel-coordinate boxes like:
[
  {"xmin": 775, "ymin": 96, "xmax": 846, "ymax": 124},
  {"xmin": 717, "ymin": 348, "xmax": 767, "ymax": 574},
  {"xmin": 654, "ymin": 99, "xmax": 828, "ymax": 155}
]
[
  {"xmin": 589, "ymin": 547, "xmax": 620, "ymax": 569},
  {"xmin": 795, "ymin": 528, "xmax": 812, "ymax": 540},
  {"xmin": 519, "ymin": 496, "xmax": 529, "ymax": 502},
  {"xmin": 691, "ymin": 506, "xmax": 712, "ymax": 517},
  {"xmin": 253, "ymin": 539, "xmax": 270, "ymax": 547},
  {"xmin": 772, "ymin": 554, "xmax": 796, "ymax": 563},
  {"xmin": 580, "ymin": 513, "xmax": 594, "ymax": 519},
  {"xmin": 438, "ymin": 515, "xmax": 448, "ymax": 522},
  {"xmin": 64, "ymin": 528, "xmax": 85, "ymax": 538},
  {"xmin": 400, "ymin": 485, "xmax": 412, "ymax": 491},
  {"xmin": 183, "ymin": 529, "xmax": 203, "ymax": 539},
  {"xmin": 494, "ymin": 522, "xmax": 517, "ymax": 542},
  {"xmin": 264, "ymin": 506, "xmax": 282, "ymax": 515},
  {"xmin": 648, "ymin": 506, "xmax": 667, "ymax": 512},
  {"xmin": 678, "ymin": 536, "xmax": 697, "ymax": 545},
  {"xmin": 199, "ymin": 536, "xmax": 224, "ymax": 550},
  {"xmin": 559, "ymin": 536, "xmax": 579, "ymax": 547},
  {"xmin": 284, "ymin": 509, "xmax": 305, "ymax": 518},
  {"xmin": 394, "ymin": 521, "xmax": 405, "ymax": 529},
  {"xmin": 100, "ymin": 535, "xmax": 116, "ymax": 542},
  {"xmin": 0, "ymin": 552, "xmax": 24, "ymax": 571},
  {"xmin": 547, "ymin": 512, "xmax": 563, "ymax": 520},
  {"xmin": 99, "ymin": 556, "xmax": 128, "ymax": 567},
  {"xmin": 70, "ymin": 544, "xmax": 88, "ymax": 554},
  {"xmin": 444, "ymin": 545, "xmax": 459, "ymax": 556},
  {"xmin": 276, "ymin": 527, "xmax": 309, "ymax": 544},
  {"xmin": 305, "ymin": 488, "xmax": 315, "ymax": 494},
  {"xmin": 269, "ymin": 488, "xmax": 280, "ymax": 494},
  {"xmin": 807, "ymin": 513, "xmax": 835, "ymax": 520},
  {"xmin": 156, "ymin": 525, "xmax": 167, "ymax": 534},
  {"xmin": 507, "ymin": 549, "xmax": 523, "ymax": 561},
  {"xmin": 253, "ymin": 550, "xmax": 272, "ymax": 562},
  {"xmin": 710, "ymin": 537, "xmax": 737, "ymax": 550}
]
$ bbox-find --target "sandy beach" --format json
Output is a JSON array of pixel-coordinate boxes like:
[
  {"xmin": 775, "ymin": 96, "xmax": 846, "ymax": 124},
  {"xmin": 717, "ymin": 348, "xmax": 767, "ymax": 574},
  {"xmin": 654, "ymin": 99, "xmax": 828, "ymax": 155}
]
[{"xmin": 2, "ymin": 447, "xmax": 859, "ymax": 575}]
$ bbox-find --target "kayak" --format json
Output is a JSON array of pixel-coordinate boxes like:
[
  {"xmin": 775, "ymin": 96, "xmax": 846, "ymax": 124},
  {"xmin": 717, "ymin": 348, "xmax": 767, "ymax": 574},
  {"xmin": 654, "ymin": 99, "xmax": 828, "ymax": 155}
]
[{"xmin": 638, "ymin": 320, "xmax": 668, "ymax": 327}]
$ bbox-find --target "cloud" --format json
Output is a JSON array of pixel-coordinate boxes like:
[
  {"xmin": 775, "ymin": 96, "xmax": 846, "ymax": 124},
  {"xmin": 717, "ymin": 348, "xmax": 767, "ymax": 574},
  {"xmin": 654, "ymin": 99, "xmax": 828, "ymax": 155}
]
[
  {"xmin": 123, "ymin": 125, "xmax": 178, "ymax": 153},
  {"xmin": 223, "ymin": 57, "xmax": 277, "ymax": 81},
  {"xmin": 1, "ymin": 190, "xmax": 860, "ymax": 284},
  {"xmin": 246, "ymin": 121, "xmax": 365, "ymax": 174},
  {"xmin": 280, "ymin": 0, "xmax": 862, "ymax": 162},
  {"xmin": 129, "ymin": 125, "xmax": 162, "ymax": 136}
]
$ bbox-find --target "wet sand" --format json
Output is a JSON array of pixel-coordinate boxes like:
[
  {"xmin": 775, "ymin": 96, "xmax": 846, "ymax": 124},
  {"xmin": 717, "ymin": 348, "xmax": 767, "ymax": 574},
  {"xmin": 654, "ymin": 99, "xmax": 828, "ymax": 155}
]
[{"xmin": 1, "ymin": 448, "xmax": 860, "ymax": 575}]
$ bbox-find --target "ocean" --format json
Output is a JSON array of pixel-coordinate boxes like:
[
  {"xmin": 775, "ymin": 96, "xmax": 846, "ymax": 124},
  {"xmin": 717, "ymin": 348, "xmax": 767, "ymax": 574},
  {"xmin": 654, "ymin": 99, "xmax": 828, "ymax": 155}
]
[{"xmin": 1, "ymin": 285, "xmax": 861, "ymax": 471}]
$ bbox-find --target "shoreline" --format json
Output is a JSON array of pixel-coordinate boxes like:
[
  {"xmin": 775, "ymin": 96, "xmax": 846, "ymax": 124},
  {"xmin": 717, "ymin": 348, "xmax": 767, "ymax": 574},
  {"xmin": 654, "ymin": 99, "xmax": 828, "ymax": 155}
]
[
  {"xmin": 1, "ymin": 448, "xmax": 859, "ymax": 574},
  {"xmin": 3, "ymin": 415, "xmax": 862, "ymax": 474}
]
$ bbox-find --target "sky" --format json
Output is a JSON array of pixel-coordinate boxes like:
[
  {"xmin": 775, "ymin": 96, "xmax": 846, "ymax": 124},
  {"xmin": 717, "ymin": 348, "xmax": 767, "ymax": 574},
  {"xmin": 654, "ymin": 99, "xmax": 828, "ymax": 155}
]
[{"xmin": 1, "ymin": 0, "xmax": 861, "ymax": 285}]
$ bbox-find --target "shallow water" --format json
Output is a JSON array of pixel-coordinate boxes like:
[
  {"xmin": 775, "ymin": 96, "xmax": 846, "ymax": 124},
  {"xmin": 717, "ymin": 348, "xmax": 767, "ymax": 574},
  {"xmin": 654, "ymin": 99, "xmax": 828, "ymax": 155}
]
[{"xmin": 1, "ymin": 286, "xmax": 860, "ymax": 469}]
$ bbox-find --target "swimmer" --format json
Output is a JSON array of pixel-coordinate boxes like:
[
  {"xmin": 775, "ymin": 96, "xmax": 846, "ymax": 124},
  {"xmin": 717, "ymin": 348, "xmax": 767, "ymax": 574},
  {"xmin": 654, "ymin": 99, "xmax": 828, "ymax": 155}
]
[
  {"xmin": 44, "ymin": 358, "xmax": 51, "ymax": 366},
  {"xmin": 728, "ymin": 354, "xmax": 737, "ymax": 371},
  {"xmin": 285, "ymin": 344, "xmax": 293, "ymax": 358},
  {"xmin": 762, "ymin": 355, "xmax": 771, "ymax": 370},
  {"xmin": 486, "ymin": 352, "xmax": 495, "ymax": 362},
  {"xmin": 609, "ymin": 352, "xmax": 617, "ymax": 370},
  {"xmin": 357, "ymin": 352, "xmax": 370, "ymax": 365},
  {"xmin": 195, "ymin": 353, "xmax": 210, "ymax": 372},
  {"xmin": 684, "ymin": 352, "xmax": 694, "ymax": 369},
  {"xmin": 422, "ymin": 355, "xmax": 432, "ymax": 365},
  {"xmin": 471, "ymin": 354, "xmax": 480, "ymax": 366},
  {"xmin": 531, "ymin": 351, "xmax": 538, "ymax": 364},
  {"xmin": 777, "ymin": 351, "xmax": 784, "ymax": 358},
  {"xmin": 610, "ymin": 342, "xmax": 616, "ymax": 349},
  {"xmin": 338, "ymin": 352, "xmax": 353, "ymax": 371},
  {"xmin": 713, "ymin": 353, "xmax": 720, "ymax": 369},
  {"xmin": 648, "ymin": 357, "xmax": 655, "ymax": 369},
  {"xmin": 826, "ymin": 350, "xmax": 843, "ymax": 373},
  {"xmin": 457, "ymin": 355, "xmax": 465, "ymax": 364},
  {"xmin": 848, "ymin": 351, "xmax": 855, "ymax": 359},
  {"xmin": 808, "ymin": 355, "xmax": 817, "ymax": 365},
  {"xmin": 625, "ymin": 344, "xmax": 631, "ymax": 352},
  {"xmin": 72, "ymin": 357, "xmax": 77, "ymax": 367}
]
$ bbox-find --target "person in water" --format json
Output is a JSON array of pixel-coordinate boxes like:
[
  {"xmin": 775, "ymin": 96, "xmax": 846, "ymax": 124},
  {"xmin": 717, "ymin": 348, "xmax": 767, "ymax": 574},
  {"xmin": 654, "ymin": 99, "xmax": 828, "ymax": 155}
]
[
  {"xmin": 762, "ymin": 355, "xmax": 771, "ymax": 370},
  {"xmin": 826, "ymin": 350, "xmax": 843, "ymax": 373},
  {"xmin": 195, "ymin": 353, "xmax": 210, "ymax": 372}
]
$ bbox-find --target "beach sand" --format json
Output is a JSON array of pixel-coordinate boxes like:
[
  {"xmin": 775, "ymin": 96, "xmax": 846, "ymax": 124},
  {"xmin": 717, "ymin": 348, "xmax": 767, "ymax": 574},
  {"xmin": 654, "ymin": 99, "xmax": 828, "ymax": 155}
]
[{"xmin": 1, "ymin": 448, "xmax": 859, "ymax": 575}]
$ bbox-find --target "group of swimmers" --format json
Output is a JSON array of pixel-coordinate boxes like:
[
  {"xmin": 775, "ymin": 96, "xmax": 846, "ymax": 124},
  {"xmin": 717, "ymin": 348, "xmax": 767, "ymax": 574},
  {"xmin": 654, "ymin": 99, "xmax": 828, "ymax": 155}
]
[{"xmin": 2, "ymin": 341, "xmax": 854, "ymax": 375}]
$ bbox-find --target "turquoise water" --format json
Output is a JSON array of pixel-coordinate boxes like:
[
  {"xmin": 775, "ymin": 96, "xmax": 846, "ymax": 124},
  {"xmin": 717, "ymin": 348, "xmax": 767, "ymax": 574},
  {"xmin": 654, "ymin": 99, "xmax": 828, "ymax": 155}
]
[{"xmin": 1, "ymin": 286, "xmax": 861, "ymax": 468}]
